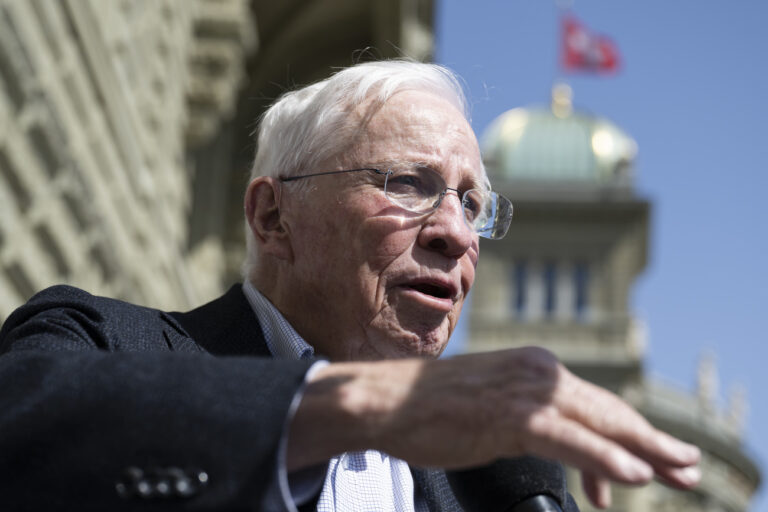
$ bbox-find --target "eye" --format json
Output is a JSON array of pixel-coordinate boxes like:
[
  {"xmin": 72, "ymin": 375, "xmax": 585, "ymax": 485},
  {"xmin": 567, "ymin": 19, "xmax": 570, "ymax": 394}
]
[
  {"xmin": 386, "ymin": 169, "xmax": 438, "ymax": 198},
  {"xmin": 462, "ymin": 190, "xmax": 484, "ymax": 221},
  {"xmin": 389, "ymin": 174, "xmax": 421, "ymax": 189}
]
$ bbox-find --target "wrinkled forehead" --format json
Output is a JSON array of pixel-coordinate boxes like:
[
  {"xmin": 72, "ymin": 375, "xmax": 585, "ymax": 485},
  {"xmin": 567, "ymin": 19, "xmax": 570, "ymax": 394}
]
[{"xmin": 348, "ymin": 90, "xmax": 488, "ymax": 188}]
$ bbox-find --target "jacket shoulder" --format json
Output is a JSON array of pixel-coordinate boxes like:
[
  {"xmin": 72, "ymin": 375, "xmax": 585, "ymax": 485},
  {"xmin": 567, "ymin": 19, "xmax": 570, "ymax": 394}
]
[{"xmin": 0, "ymin": 285, "xmax": 197, "ymax": 353}]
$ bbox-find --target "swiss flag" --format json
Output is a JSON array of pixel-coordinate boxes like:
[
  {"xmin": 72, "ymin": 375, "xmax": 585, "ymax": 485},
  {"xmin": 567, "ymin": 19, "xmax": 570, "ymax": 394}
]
[{"xmin": 561, "ymin": 15, "xmax": 620, "ymax": 73}]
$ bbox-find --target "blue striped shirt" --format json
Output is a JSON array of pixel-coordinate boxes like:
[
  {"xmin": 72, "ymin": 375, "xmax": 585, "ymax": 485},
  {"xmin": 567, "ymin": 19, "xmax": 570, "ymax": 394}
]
[{"xmin": 242, "ymin": 282, "xmax": 427, "ymax": 512}]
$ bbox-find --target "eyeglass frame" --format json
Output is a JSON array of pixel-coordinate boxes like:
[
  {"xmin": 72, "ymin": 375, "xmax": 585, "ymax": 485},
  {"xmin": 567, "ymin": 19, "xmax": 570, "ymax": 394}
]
[{"xmin": 279, "ymin": 166, "xmax": 513, "ymax": 239}]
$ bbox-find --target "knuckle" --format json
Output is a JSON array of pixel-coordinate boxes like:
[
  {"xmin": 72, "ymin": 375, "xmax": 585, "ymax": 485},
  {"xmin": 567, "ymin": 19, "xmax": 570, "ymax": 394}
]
[{"xmin": 517, "ymin": 346, "xmax": 561, "ymax": 376}]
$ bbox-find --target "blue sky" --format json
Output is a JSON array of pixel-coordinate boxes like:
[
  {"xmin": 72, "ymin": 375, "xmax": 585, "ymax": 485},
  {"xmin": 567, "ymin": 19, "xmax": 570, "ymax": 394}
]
[{"xmin": 436, "ymin": 1, "xmax": 768, "ymax": 509}]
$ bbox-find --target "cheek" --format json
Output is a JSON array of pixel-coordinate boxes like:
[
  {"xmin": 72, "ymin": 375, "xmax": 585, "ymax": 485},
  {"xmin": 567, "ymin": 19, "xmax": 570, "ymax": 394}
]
[
  {"xmin": 292, "ymin": 211, "xmax": 415, "ymax": 311},
  {"xmin": 292, "ymin": 197, "xmax": 363, "ymax": 260},
  {"xmin": 353, "ymin": 216, "xmax": 419, "ymax": 273},
  {"xmin": 461, "ymin": 256, "xmax": 476, "ymax": 292},
  {"xmin": 288, "ymin": 216, "xmax": 353, "ymax": 300}
]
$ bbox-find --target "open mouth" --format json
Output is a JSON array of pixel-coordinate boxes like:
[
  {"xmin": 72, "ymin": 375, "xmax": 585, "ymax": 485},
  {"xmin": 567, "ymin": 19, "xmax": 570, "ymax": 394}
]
[{"xmin": 406, "ymin": 283, "xmax": 452, "ymax": 299}]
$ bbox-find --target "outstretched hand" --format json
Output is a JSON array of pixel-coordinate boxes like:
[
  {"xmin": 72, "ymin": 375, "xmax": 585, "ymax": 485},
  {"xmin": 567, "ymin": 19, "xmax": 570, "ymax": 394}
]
[{"xmin": 288, "ymin": 346, "xmax": 700, "ymax": 509}]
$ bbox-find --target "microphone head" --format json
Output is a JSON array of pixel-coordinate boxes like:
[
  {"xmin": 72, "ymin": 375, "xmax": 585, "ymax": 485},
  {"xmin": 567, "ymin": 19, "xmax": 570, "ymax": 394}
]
[{"xmin": 446, "ymin": 456, "xmax": 573, "ymax": 512}]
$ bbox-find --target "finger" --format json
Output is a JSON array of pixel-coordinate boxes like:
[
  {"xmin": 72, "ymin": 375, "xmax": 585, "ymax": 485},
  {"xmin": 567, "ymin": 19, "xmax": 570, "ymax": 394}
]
[
  {"xmin": 654, "ymin": 463, "xmax": 702, "ymax": 490},
  {"xmin": 560, "ymin": 375, "xmax": 700, "ymax": 468},
  {"xmin": 581, "ymin": 471, "xmax": 612, "ymax": 509},
  {"xmin": 524, "ymin": 409, "xmax": 653, "ymax": 485},
  {"xmin": 635, "ymin": 428, "xmax": 701, "ymax": 468}
]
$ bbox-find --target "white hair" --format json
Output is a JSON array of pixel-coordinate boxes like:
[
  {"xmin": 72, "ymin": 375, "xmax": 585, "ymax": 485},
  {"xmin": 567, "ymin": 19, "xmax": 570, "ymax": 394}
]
[{"xmin": 243, "ymin": 60, "xmax": 473, "ymax": 279}]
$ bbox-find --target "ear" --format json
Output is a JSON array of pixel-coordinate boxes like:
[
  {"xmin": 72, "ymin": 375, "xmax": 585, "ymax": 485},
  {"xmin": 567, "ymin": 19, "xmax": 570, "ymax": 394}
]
[{"xmin": 244, "ymin": 177, "xmax": 293, "ymax": 261}]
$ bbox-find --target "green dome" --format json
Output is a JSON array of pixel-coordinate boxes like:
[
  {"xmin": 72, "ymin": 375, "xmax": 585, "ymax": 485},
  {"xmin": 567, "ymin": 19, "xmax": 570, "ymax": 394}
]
[{"xmin": 481, "ymin": 86, "xmax": 637, "ymax": 185}]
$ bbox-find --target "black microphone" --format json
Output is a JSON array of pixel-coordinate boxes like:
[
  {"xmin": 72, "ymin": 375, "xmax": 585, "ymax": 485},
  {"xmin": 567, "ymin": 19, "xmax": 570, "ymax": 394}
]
[{"xmin": 446, "ymin": 456, "xmax": 579, "ymax": 512}]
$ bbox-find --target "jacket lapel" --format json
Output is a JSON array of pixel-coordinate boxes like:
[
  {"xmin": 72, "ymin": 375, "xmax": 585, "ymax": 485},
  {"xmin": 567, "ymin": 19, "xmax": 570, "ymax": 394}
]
[
  {"xmin": 411, "ymin": 467, "xmax": 463, "ymax": 512},
  {"xmin": 169, "ymin": 284, "xmax": 271, "ymax": 357}
]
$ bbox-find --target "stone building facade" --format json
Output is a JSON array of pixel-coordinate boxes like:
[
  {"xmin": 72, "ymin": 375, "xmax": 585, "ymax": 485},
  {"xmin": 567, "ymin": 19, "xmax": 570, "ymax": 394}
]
[{"xmin": 0, "ymin": 0, "xmax": 255, "ymax": 316}]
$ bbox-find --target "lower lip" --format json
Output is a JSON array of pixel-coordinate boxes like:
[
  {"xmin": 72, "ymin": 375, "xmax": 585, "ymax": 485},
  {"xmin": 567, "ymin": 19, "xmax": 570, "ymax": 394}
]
[{"xmin": 397, "ymin": 286, "xmax": 455, "ymax": 312}]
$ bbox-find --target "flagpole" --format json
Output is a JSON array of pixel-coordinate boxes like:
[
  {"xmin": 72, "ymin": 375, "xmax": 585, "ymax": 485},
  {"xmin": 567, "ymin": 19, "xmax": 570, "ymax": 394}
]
[{"xmin": 554, "ymin": 0, "xmax": 573, "ymax": 117}]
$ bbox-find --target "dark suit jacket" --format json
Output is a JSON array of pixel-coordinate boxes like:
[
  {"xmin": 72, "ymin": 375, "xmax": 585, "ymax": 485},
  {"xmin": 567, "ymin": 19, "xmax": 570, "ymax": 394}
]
[{"xmin": 0, "ymin": 284, "xmax": 576, "ymax": 511}]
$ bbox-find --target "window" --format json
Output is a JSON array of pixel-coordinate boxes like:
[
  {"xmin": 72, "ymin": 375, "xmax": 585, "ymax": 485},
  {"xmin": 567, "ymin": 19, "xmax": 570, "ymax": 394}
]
[
  {"xmin": 574, "ymin": 263, "xmax": 589, "ymax": 319},
  {"xmin": 543, "ymin": 262, "xmax": 557, "ymax": 318},
  {"xmin": 513, "ymin": 261, "xmax": 527, "ymax": 316}
]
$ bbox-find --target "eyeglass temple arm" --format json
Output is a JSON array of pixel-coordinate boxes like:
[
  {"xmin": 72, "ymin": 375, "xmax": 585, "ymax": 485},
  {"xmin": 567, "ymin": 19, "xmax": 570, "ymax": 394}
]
[{"xmin": 279, "ymin": 168, "xmax": 386, "ymax": 182}]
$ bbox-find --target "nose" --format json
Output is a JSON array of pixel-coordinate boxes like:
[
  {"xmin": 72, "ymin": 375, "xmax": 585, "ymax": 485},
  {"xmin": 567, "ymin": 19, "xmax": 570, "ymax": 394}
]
[{"xmin": 417, "ymin": 188, "xmax": 475, "ymax": 257}]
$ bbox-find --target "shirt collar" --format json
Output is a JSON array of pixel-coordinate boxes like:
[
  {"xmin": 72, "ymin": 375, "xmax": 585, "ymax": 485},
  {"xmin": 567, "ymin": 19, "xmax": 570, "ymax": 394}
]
[{"xmin": 242, "ymin": 281, "xmax": 315, "ymax": 360}]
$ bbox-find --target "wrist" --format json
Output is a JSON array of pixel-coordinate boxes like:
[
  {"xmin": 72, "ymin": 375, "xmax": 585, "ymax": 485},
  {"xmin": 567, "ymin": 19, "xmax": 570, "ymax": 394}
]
[
  {"xmin": 285, "ymin": 359, "xmax": 425, "ymax": 470},
  {"xmin": 285, "ymin": 362, "xmax": 373, "ymax": 470}
]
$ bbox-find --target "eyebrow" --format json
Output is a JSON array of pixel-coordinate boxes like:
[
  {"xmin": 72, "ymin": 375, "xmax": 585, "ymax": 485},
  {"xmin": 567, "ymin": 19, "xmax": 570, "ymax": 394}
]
[{"xmin": 379, "ymin": 159, "xmax": 487, "ymax": 191}]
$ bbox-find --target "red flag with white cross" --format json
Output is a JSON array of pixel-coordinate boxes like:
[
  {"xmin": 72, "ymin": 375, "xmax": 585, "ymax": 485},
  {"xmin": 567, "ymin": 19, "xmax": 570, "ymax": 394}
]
[{"xmin": 561, "ymin": 15, "xmax": 620, "ymax": 74}]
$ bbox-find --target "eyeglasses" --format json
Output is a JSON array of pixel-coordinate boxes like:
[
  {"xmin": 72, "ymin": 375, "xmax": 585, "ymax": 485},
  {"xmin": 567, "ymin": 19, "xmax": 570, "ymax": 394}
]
[{"xmin": 279, "ymin": 166, "xmax": 513, "ymax": 239}]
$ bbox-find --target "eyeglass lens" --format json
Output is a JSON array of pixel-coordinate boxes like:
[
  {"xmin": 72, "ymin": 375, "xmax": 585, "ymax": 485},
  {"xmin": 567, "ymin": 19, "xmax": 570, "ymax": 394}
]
[{"xmin": 382, "ymin": 167, "xmax": 512, "ymax": 239}]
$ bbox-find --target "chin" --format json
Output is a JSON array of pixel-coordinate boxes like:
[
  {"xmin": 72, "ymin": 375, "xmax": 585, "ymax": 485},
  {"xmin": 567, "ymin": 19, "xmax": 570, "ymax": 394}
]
[
  {"xmin": 360, "ymin": 306, "xmax": 453, "ymax": 360},
  {"xmin": 381, "ymin": 327, "xmax": 450, "ymax": 360}
]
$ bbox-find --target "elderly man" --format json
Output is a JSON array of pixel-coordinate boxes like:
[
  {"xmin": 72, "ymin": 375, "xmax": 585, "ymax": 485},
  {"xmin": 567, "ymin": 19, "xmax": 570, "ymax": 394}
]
[{"xmin": 0, "ymin": 61, "xmax": 699, "ymax": 511}]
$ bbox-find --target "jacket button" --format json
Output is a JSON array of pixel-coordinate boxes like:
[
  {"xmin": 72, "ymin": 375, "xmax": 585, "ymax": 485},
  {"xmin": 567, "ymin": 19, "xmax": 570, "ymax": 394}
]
[
  {"xmin": 115, "ymin": 482, "xmax": 129, "ymax": 499},
  {"xmin": 174, "ymin": 476, "xmax": 194, "ymax": 498},
  {"xmin": 155, "ymin": 479, "xmax": 172, "ymax": 497},
  {"xmin": 116, "ymin": 466, "xmax": 208, "ymax": 499},
  {"xmin": 116, "ymin": 467, "xmax": 144, "ymax": 499},
  {"xmin": 136, "ymin": 479, "xmax": 153, "ymax": 498}
]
